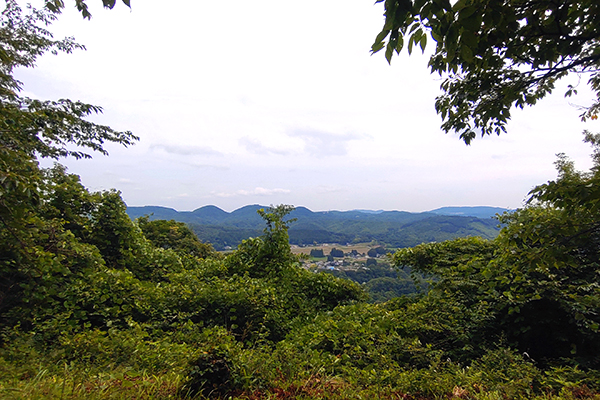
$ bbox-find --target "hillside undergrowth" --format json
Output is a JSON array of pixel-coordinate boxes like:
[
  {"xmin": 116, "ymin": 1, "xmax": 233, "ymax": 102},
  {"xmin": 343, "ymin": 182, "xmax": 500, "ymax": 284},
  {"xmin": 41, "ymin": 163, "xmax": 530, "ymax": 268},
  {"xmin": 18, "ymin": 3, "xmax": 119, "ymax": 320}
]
[{"xmin": 2, "ymin": 152, "xmax": 600, "ymax": 399}]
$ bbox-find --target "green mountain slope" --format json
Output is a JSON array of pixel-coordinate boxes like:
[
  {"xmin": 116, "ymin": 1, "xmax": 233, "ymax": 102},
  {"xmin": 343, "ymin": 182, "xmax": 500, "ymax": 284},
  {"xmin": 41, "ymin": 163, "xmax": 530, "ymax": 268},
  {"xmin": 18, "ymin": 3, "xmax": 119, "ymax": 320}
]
[{"xmin": 127, "ymin": 205, "xmax": 502, "ymax": 250}]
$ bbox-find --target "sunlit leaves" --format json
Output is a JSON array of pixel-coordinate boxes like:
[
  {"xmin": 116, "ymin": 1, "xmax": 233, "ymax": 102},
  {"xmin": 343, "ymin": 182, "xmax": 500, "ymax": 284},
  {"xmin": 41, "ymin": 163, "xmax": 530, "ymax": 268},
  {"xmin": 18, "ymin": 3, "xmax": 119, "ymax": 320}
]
[{"xmin": 137, "ymin": 217, "xmax": 215, "ymax": 260}]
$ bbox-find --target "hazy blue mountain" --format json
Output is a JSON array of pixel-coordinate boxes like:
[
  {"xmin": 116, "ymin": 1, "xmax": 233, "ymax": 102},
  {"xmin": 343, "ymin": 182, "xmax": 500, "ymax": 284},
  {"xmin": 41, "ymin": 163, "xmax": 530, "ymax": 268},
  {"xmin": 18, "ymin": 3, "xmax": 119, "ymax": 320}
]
[
  {"xmin": 230, "ymin": 204, "xmax": 263, "ymax": 217},
  {"xmin": 126, "ymin": 206, "xmax": 182, "ymax": 220},
  {"xmin": 428, "ymin": 206, "xmax": 511, "ymax": 219},
  {"xmin": 191, "ymin": 205, "xmax": 229, "ymax": 222},
  {"xmin": 126, "ymin": 204, "xmax": 502, "ymax": 250}
]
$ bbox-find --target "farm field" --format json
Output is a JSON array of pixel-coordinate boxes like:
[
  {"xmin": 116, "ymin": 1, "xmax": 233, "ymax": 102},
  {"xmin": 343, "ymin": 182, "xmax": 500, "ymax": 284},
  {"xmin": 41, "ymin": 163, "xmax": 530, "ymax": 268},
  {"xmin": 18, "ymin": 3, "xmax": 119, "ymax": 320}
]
[{"xmin": 290, "ymin": 243, "xmax": 382, "ymax": 256}]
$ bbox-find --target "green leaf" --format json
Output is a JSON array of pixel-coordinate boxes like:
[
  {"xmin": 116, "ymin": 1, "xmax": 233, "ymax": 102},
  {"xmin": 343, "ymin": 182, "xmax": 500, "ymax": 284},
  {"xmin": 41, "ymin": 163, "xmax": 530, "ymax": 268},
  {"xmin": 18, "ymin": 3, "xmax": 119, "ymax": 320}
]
[
  {"xmin": 385, "ymin": 42, "xmax": 394, "ymax": 63},
  {"xmin": 371, "ymin": 41, "xmax": 385, "ymax": 53},
  {"xmin": 374, "ymin": 29, "xmax": 391, "ymax": 45},
  {"xmin": 446, "ymin": 24, "xmax": 458, "ymax": 59},
  {"xmin": 419, "ymin": 34, "xmax": 427, "ymax": 53},
  {"xmin": 460, "ymin": 30, "xmax": 478, "ymax": 49},
  {"xmin": 395, "ymin": 34, "xmax": 404, "ymax": 52},
  {"xmin": 439, "ymin": 0, "xmax": 453, "ymax": 12},
  {"xmin": 458, "ymin": 5, "xmax": 478, "ymax": 21},
  {"xmin": 452, "ymin": 0, "xmax": 469, "ymax": 12},
  {"xmin": 461, "ymin": 12, "xmax": 482, "ymax": 32},
  {"xmin": 102, "ymin": 0, "xmax": 117, "ymax": 9}
]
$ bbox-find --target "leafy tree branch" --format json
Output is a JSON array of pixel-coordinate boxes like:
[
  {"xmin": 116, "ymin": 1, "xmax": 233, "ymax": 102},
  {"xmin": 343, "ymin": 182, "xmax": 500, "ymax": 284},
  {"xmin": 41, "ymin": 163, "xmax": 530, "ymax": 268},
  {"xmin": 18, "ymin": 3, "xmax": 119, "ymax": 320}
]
[{"xmin": 373, "ymin": 0, "xmax": 600, "ymax": 143}]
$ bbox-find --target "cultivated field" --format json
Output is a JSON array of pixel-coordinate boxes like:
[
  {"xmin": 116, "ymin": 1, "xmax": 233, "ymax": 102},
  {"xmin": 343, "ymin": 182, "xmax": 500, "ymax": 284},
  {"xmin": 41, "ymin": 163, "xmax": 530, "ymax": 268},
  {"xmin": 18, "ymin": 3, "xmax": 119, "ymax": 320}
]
[{"xmin": 290, "ymin": 243, "xmax": 381, "ymax": 256}]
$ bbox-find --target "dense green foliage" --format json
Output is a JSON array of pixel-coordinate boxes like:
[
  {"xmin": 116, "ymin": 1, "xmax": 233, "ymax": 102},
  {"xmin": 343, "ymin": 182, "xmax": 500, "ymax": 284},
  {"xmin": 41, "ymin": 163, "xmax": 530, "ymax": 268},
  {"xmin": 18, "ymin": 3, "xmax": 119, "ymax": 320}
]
[
  {"xmin": 4, "ymin": 151, "xmax": 600, "ymax": 398},
  {"xmin": 0, "ymin": 0, "xmax": 136, "ymax": 331},
  {"xmin": 393, "ymin": 134, "xmax": 600, "ymax": 367},
  {"xmin": 373, "ymin": 0, "xmax": 600, "ymax": 143},
  {"xmin": 309, "ymin": 248, "xmax": 324, "ymax": 257},
  {"xmin": 4, "ymin": 152, "xmax": 600, "ymax": 398},
  {"xmin": 326, "ymin": 263, "xmax": 419, "ymax": 302},
  {"xmin": 137, "ymin": 217, "xmax": 216, "ymax": 260}
]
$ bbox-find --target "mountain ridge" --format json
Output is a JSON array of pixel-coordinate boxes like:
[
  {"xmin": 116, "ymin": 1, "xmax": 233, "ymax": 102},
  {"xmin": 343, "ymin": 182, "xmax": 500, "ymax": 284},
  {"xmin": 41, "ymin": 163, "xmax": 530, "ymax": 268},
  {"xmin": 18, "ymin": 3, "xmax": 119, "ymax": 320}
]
[
  {"xmin": 127, "ymin": 204, "xmax": 510, "ymax": 220},
  {"xmin": 127, "ymin": 205, "xmax": 508, "ymax": 250}
]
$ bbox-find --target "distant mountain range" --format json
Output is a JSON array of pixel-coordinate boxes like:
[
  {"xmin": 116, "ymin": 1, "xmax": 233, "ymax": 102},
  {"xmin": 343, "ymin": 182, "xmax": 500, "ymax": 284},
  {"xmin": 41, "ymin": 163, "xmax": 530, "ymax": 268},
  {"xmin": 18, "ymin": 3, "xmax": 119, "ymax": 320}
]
[
  {"xmin": 428, "ymin": 206, "xmax": 510, "ymax": 219},
  {"xmin": 126, "ymin": 205, "xmax": 511, "ymax": 250}
]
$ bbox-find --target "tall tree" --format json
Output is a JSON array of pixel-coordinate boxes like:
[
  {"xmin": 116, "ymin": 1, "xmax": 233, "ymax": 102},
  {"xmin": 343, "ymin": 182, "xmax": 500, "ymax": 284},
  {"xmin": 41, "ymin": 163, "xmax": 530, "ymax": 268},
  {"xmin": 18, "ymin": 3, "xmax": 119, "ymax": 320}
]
[
  {"xmin": 372, "ymin": 0, "xmax": 600, "ymax": 143},
  {"xmin": 0, "ymin": 0, "xmax": 135, "ymax": 324},
  {"xmin": 0, "ymin": 0, "xmax": 137, "ymax": 230}
]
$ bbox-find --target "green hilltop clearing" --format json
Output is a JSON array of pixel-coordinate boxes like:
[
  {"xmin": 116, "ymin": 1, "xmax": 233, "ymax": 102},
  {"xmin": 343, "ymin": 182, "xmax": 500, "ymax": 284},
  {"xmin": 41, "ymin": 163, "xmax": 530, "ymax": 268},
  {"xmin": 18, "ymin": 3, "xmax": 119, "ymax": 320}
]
[{"xmin": 2, "ymin": 0, "xmax": 600, "ymax": 399}]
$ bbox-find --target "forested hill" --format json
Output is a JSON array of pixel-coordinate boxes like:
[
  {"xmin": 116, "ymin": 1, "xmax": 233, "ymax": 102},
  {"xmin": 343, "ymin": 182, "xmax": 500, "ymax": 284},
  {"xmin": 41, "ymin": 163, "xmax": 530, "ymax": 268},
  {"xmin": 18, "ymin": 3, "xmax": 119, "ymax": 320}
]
[{"xmin": 126, "ymin": 205, "xmax": 508, "ymax": 250}]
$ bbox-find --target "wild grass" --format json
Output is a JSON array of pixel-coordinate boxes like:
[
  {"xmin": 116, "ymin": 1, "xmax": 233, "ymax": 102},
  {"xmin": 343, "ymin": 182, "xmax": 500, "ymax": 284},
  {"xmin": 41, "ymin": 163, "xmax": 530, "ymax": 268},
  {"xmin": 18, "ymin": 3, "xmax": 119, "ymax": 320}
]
[
  {"xmin": 0, "ymin": 368, "xmax": 182, "ymax": 400},
  {"xmin": 3, "ymin": 367, "xmax": 600, "ymax": 400}
]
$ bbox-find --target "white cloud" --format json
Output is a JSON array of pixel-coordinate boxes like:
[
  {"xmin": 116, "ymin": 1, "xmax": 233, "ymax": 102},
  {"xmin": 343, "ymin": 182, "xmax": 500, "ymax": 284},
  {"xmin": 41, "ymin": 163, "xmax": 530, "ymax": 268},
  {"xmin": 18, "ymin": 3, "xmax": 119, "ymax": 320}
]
[
  {"xmin": 239, "ymin": 136, "xmax": 291, "ymax": 156},
  {"xmin": 149, "ymin": 144, "xmax": 222, "ymax": 157},
  {"xmin": 214, "ymin": 187, "xmax": 292, "ymax": 198},
  {"xmin": 165, "ymin": 193, "xmax": 190, "ymax": 200},
  {"xmin": 288, "ymin": 128, "xmax": 364, "ymax": 156}
]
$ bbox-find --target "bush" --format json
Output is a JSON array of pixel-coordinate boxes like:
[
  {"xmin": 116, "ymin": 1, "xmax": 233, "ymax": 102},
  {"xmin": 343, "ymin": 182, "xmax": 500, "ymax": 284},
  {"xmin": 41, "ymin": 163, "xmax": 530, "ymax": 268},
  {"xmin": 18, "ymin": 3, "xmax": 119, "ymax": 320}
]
[
  {"xmin": 180, "ymin": 327, "xmax": 241, "ymax": 398},
  {"xmin": 309, "ymin": 249, "xmax": 324, "ymax": 258},
  {"xmin": 330, "ymin": 248, "xmax": 344, "ymax": 258}
]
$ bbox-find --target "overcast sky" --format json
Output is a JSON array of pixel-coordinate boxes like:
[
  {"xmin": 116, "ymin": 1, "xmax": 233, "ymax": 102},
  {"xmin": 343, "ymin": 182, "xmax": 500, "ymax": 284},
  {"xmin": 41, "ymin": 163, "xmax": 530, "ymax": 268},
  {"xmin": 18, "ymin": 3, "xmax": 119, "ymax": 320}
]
[{"xmin": 17, "ymin": 0, "xmax": 599, "ymax": 212}]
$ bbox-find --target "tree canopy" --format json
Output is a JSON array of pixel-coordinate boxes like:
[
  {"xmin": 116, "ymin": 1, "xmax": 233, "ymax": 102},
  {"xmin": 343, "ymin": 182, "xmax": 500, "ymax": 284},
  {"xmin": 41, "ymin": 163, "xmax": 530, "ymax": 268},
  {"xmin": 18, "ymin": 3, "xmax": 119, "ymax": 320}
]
[
  {"xmin": 0, "ymin": 0, "xmax": 138, "ymax": 319},
  {"xmin": 0, "ymin": 0, "xmax": 137, "ymax": 158},
  {"xmin": 372, "ymin": 0, "xmax": 600, "ymax": 144},
  {"xmin": 0, "ymin": 0, "xmax": 138, "ymax": 225}
]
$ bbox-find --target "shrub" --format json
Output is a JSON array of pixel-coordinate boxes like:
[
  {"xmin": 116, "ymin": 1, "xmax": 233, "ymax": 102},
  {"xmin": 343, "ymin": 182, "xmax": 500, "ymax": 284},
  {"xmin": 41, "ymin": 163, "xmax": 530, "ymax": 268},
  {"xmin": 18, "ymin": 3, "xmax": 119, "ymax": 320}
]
[{"xmin": 180, "ymin": 327, "xmax": 241, "ymax": 398}]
